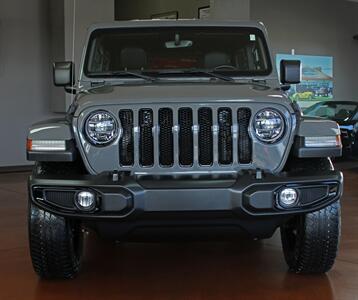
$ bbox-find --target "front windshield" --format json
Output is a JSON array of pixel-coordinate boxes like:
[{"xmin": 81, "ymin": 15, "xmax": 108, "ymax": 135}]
[
  {"xmin": 84, "ymin": 27, "xmax": 272, "ymax": 78},
  {"xmin": 304, "ymin": 102, "xmax": 358, "ymax": 121}
]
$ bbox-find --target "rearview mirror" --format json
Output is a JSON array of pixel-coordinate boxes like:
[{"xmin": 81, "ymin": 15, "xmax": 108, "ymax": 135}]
[
  {"xmin": 280, "ymin": 60, "xmax": 301, "ymax": 85},
  {"xmin": 53, "ymin": 62, "xmax": 75, "ymax": 87},
  {"xmin": 165, "ymin": 40, "xmax": 193, "ymax": 49}
]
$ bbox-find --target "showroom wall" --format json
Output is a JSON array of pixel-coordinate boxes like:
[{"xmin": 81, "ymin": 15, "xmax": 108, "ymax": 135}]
[
  {"xmin": 0, "ymin": 0, "xmax": 115, "ymax": 168},
  {"xmin": 0, "ymin": 0, "xmax": 55, "ymax": 167},
  {"xmin": 63, "ymin": 0, "xmax": 114, "ymax": 109},
  {"xmin": 251, "ymin": 0, "xmax": 358, "ymax": 101},
  {"xmin": 49, "ymin": 0, "xmax": 66, "ymax": 112},
  {"xmin": 210, "ymin": 0, "xmax": 250, "ymax": 20},
  {"xmin": 115, "ymin": 0, "xmax": 209, "ymax": 20}
]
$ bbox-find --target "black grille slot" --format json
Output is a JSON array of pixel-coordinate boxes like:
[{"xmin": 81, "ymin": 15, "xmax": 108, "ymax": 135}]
[
  {"xmin": 299, "ymin": 186, "xmax": 329, "ymax": 205},
  {"xmin": 238, "ymin": 108, "xmax": 252, "ymax": 164},
  {"xmin": 218, "ymin": 108, "xmax": 233, "ymax": 165},
  {"xmin": 178, "ymin": 108, "xmax": 194, "ymax": 166},
  {"xmin": 139, "ymin": 109, "xmax": 154, "ymax": 166},
  {"xmin": 198, "ymin": 108, "xmax": 213, "ymax": 166},
  {"xmin": 119, "ymin": 110, "xmax": 134, "ymax": 166},
  {"xmin": 44, "ymin": 190, "xmax": 76, "ymax": 209},
  {"xmin": 159, "ymin": 108, "xmax": 174, "ymax": 166}
]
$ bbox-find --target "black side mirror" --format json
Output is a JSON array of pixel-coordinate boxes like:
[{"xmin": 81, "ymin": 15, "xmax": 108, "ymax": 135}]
[
  {"xmin": 53, "ymin": 62, "xmax": 75, "ymax": 87},
  {"xmin": 280, "ymin": 60, "xmax": 301, "ymax": 85}
]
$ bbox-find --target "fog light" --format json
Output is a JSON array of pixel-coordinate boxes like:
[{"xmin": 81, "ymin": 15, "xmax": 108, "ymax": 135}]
[
  {"xmin": 76, "ymin": 191, "xmax": 96, "ymax": 211},
  {"xmin": 279, "ymin": 188, "xmax": 298, "ymax": 207}
]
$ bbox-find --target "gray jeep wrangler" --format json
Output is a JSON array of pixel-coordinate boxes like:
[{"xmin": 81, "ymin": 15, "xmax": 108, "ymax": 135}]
[{"xmin": 27, "ymin": 20, "xmax": 343, "ymax": 279}]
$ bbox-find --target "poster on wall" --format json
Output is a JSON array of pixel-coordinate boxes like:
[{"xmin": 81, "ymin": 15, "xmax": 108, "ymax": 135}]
[{"xmin": 276, "ymin": 54, "xmax": 334, "ymax": 108}]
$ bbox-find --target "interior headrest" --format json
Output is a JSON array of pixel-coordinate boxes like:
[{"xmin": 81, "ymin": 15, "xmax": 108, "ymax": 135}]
[
  {"xmin": 204, "ymin": 52, "xmax": 231, "ymax": 69},
  {"xmin": 120, "ymin": 47, "xmax": 147, "ymax": 70}
]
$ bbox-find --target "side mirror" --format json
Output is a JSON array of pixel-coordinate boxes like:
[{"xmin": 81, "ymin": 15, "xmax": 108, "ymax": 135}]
[
  {"xmin": 280, "ymin": 60, "xmax": 301, "ymax": 85},
  {"xmin": 53, "ymin": 62, "xmax": 75, "ymax": 87}
]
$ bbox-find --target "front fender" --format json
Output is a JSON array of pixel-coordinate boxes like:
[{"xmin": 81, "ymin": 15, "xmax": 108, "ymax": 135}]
[
  {"xmin": 28, "ymin": 118, "xmax": 73, "ymax": 140},
  {"xmin": 27, "ymin": 118, "xmax": 77, "ymax": 162},
  {"xmin": 293, "ymin": 116, "xmax": 342, "ymax": 158}
]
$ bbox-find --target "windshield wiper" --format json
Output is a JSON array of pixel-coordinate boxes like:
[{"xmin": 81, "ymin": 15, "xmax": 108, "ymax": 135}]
[
  {"xmin": 144, "ymin": 69, "xmax": 234, "ymax": 82},
  {"xmin": 89, "ymin": 71, "xmax": 158, "ymax": 82},
  {"xmin": 189, "ymin": 70, "xmax": 235, "ymax": 82},
  {"xmin": 235, "ymin": 79, "xmax": 270, "ymax": 88}
]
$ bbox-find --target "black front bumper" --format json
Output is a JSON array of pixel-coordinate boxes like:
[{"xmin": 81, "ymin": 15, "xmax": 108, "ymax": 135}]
[{"xmin": 29, "ymin": 171, "xmax": 343, "ymax": 239}]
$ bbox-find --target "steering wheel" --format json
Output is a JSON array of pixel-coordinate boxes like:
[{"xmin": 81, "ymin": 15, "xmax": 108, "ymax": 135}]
[{"xmin": 214, "ymin": 65, "xmax": 237, "ymax": 71}]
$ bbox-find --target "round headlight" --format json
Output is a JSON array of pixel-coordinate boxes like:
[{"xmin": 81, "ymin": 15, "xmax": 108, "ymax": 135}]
[
  {"xmin": 253, "ymin": 109, "xmax": 285, "ymax": 143},
  {"xmin": 85, "ymin": 111, "xmax": 119, "ymax": 146}
]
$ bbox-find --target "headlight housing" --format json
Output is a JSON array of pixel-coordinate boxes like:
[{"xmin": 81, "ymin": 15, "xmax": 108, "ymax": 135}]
[
  {"xmin": 85, "ymin": 111, "xmax": 119, "ymax": 146},
  {"xmin": 253, "ymin": 109, "xmax": 285, "ymax": 143}
]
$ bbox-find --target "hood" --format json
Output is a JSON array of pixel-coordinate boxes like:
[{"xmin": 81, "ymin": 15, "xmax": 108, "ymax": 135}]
[{"xmin": 74, "ymin": 83, "xmax": 292, "ymax": 116}]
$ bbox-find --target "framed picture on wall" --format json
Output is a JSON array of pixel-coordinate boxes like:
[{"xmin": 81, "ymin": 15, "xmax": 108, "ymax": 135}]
[
  {"xmin": 198, "ymin": 6, "xmax": 210, "ymax": 19},
  {"xmin": 151, "ymin": 11, "xmax": 179, "ymax": 20},
  {"xmin": 276, "ymin": 54, "xmax": 334, "ymax": 109}
]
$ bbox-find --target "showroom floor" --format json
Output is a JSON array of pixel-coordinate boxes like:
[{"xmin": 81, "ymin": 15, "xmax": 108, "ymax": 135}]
[{"xmin": 1, "ymin": 163, "xmax": 358, "ymax": 300}]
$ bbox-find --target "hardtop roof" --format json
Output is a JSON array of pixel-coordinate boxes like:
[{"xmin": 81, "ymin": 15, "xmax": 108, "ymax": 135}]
[{"xmin": 87, "ymin": 19, "xmax": 267, "ymax": 32}]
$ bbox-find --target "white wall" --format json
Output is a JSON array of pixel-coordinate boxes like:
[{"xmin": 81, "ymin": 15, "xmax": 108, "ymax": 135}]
[{"xmin": 0, "ymin": 0, "xmax": 55, "ymax": 167}]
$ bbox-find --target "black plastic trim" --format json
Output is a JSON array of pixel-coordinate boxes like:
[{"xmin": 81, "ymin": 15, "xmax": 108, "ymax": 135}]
[
  {"xmin": 293, "ymin": 137, "xmax": 342, "ymax": 158},
  {"xmin": 28, "ymin": 170, "xmax": 343, "ymax": 220}
]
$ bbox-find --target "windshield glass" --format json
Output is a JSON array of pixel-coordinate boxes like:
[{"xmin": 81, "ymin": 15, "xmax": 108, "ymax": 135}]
[
  {"xmin": 84, "ymin": 27, "xmax": 272, "ymax": 78},
  {"xmin": 304, "ymin": 102, "xmax": 358, "ymax": 121}
]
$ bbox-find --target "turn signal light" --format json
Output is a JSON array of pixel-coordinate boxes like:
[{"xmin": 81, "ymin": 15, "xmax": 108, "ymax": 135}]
[
  {"xmin": 304, "ymin": 136, "xmax": 341, "ymax": 148},
  {"xmin": 26, "ymin": 139, "xmax": 66, "ymax": 152},
  {"xmin": 26, "ymin": 139, "xmax": 33, "ymax": 151}
]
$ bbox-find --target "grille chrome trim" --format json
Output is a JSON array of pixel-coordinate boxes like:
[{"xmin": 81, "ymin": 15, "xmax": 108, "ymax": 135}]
[{"xmin": 116, "ymin": 105, "xmax": 256, "ymax": 174}]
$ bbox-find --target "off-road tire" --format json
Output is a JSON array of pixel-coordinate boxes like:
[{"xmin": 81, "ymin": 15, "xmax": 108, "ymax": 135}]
[
  {"xmin": 280, "ymin": 158, "xmax": 341, "ymax": 274},
  {"xmin": 28, "ymin": 204, "xmax": 82, "ymax": 279},
  {"xmin": 30, "ymin": 161, "xmax": 84, "ymax": 279}
]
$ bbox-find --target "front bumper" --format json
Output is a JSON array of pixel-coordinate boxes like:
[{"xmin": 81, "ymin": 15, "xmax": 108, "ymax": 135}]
[{"xmin": 28, "ymin": 170, "xmax": 343, "ymax": 239}]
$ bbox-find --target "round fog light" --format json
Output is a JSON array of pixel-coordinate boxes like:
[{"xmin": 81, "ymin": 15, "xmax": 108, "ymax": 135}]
[
  {"xmin": 76, "ymin": 191, "xmax": 96, "ymax": 211},
  {"xmin": 279, "ymin": 188, "xmax": 298, "ymax": 207}
]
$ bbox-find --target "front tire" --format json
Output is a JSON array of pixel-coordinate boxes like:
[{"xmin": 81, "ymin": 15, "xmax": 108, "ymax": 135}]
[
  {"xmin": 281, "ymin": 157, "xmax": 341, "ymax": 274},
  {"xmin": 281, "ymin": 201, "xmax": 341, "ymax": 274},
  {"xmin": 28, "ymin": 204, "xmax": 83, "ymax": 279}
]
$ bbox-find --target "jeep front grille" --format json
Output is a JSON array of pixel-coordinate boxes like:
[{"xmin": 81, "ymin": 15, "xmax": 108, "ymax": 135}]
[
  {"xmin": 178, "ymin": 108, "xmax": 194, "ymax": 166},
  {"xmin": 159, "ymin": 108, "xmax": 174, "ymax": 166},
  {"xmin": 139, "ymin": 109, "xmax": 154, "ymax": 166},
  {"xmin": 118, "ymin": 106, "xmax": 253, "ymax": 173},
  {"xmin": 119, "ymin": 110, "xmax": 134, "ymax": 166}
]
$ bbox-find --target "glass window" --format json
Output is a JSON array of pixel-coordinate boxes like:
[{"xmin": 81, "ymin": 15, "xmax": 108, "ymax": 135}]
[{"xmin": 84, "ymin": 27, "xmax": 272, "ymax": 77}]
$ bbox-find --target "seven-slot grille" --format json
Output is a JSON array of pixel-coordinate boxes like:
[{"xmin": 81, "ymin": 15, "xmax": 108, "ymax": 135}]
[{"xmin": 118, "ymin": 107, "xmax": 252, "ymax": 169}]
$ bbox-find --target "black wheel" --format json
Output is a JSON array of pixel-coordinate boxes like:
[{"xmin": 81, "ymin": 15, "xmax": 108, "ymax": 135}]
[
  {"xmin": 28, "ymin": 204, "xmax": 83, "ymax": 279},
  {"xmin": 280, "ymin": 158, "xmax": 341, "ymax": 274}
]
